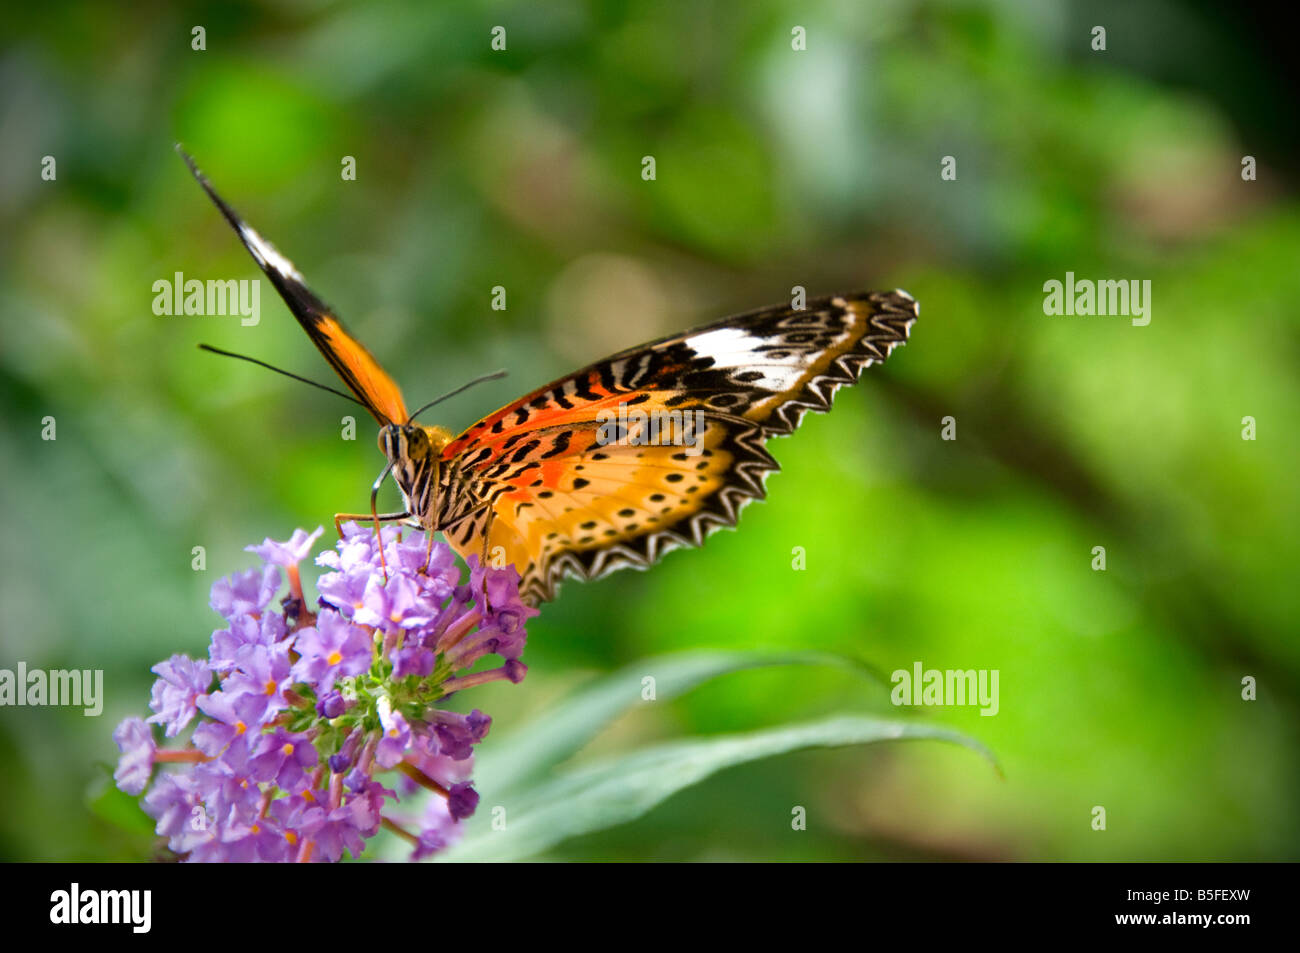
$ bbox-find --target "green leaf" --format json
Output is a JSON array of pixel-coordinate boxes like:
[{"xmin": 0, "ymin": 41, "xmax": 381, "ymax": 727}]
[
  {"xmin": 86, "ymin": 766, "xmax": 154, "ymax": 837},
  {"xmin": 439, "ymin": 714, "xmax": 995, "ymax": 862},
  {"xmin": 473, "ymin": 649, "xmax": 875, "ymax": 797}
]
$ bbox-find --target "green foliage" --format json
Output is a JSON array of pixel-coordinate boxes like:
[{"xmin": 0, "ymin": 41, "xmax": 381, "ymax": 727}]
[{"xmin": 445, "ymin": 715, "xmax": 991, "ymax": 862}]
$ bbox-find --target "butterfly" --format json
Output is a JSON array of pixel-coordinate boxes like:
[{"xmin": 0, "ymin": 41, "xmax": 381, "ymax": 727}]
[{"xmin": 180, "ymin": 149, "xmax": 917, "ymax": 606}]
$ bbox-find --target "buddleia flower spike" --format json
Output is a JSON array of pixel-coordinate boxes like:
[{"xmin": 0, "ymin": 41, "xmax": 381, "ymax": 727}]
[{"xmin": 112, "ymin": 524, "xmax": 536, "ymax": 862}]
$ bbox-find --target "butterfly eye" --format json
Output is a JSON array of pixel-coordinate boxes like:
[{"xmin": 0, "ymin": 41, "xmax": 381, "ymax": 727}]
[{"xmin": 404, "ymin": 426, "xmax": 429, "ymax": 455}]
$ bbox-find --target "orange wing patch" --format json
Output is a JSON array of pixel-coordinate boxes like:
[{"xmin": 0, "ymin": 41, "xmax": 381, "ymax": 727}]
[{"xmin": 441, "ymin": 415, "xmax": 774, "ymax": 604}]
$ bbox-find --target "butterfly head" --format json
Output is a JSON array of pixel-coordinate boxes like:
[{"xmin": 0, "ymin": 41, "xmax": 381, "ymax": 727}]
[{"xmin": 378, "ymin": 423, "xmax": 452, "ymax": 508}]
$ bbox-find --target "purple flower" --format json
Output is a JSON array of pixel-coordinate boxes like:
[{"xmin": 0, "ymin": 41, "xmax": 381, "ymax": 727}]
[
  {"xmin": 412, "ymin": 785, "xmax": 469, "ymax": 860},
  {"xmin": 353, "ymin": 574, "xmax": 438, "ymax": 634},
  {"xmin": 189, "ymin": 761, "xmax": 261, "ymax": 831},
  {"xmin": 246, "ymin": 527, "xmax": 323, "ymax": 568},
  {"xmin": 446, "ymin": 782, "xmax": 479, "ymax": 822},
  {"xmin": 209, "ymin": 612, "xmax": 286, "ymax": 673},
  {"xmin": 392, "ymin": 642, "xmax": 435, "ymax": 679},
  {"xmin": 375, "ymin": 702, "xmax": 412, "ymax": 769},
  {"xmin": 290, "ymin": 610, "xmax": 373, "ymax": 692},
  {"xmin": 328, "ymin": 730, "xmax": 363, "ymax": 774},
  {"xmin": 116, "ymin": 524, "xmax": 535, "ymax": 862},
  {"xmin": 215, "ymin": 815, "xmax": 292, "ymax": 863},
  {"xmin": 209, "ymin": 565, "xmax": 281, "ymax": 620},
  {"xmin": 314, "ymin": 562, "xmax": 370, "ymax": 618},
  {"xmin": 389, "ymin": 534, "xmax": 460, "ymax": 596},
  {"xmin": 471, "ymin": 556, "xmax": 540, "ymax": 637},
  {"xmin": 113, "ymin": 717, "xmax": 155, "ymax": 795},
  {"xmin": 147, "ymin": 655, "xmax": 211, "ymax": 737},
  {"xmin": 142, "ymin": 772, "xmax": 210, "ymax": 851},
  {"xmin": 220, "ymin": 643, "xmax": 293, "ymax": 723},
  {"xmin": 316, "ymin": 690, "xmax": 348, "ymax": 719},
  {"xmin": 193, "ymin": 690, "xmax": 263, "ymax": 768},
  {"xmin": 412, "ymin": 826, "xmax": 450, "ymax": 861},
  {"xmin": 429, "ymin": 709, "xmax": 491, "ymax": 761},
  {"xmin": 292, "ymin": 802, "xmax": 366, "ymax": 864},
  {"xmin": 248, "ymin": 728, "xmax": 318, "ymax": 792}
]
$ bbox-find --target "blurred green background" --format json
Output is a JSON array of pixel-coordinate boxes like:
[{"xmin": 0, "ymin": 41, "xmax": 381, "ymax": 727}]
[{"xmin": 1, "ymin": 0, "xmax": 1297, "ymax": 861}]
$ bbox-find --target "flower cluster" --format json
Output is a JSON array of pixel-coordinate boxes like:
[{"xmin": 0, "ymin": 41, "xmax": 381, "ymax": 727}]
[{"xmin": 113, "ymin": 523, "xmax": 536, "ymax": 862}]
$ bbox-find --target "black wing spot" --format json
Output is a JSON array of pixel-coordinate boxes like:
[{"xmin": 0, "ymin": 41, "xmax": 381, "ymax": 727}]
[{"xmin": 542, "ymin": 431, "xmax": 572, "ymax": 458}]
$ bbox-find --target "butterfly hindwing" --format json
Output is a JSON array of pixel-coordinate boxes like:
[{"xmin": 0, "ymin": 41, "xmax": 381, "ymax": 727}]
[
  {"xmin": 440, "ymin": 291, "xmax": 917, "ymax": 603},
  {"xmin": 440, "ymin": 416, "xmax": 775, "ymax": 605}
]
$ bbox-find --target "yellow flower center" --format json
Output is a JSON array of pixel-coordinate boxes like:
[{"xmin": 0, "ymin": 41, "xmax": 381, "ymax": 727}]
[
  {"xmin": 327, "ymin": 650, "xmax": 343, "ymax": 666},
  {"xmin": 235, "ymin": 721, "xmax": 247, "ymax": 735},
  {"xmin": 285, "ymin": 830, "xmax": 298, "ymax": 846},
  {"xmin": 264, "ymin": 680, "xmax": 277, "ymax": 695},
  {"xmin": 282, "ymin": 742, "xmax": 294, "ymax": 756}
]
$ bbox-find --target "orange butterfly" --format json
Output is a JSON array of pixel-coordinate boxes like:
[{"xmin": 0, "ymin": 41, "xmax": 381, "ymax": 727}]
[{"xmin": 180, "ymin": 150, "xmax": 917, "ymax": 605}]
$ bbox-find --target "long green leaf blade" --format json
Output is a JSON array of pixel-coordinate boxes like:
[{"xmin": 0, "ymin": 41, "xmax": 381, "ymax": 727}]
[{"xmin": 440, "ymin": 714, "xmax": 994, "ymax": 862}]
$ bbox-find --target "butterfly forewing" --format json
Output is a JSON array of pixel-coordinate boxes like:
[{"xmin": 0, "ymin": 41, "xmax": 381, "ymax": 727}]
[{"xmin": 181, "ymin": 148, "xmax": 409, "ymax": 427}]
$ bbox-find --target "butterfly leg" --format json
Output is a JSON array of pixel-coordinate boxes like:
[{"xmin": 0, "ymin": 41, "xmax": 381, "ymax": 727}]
[
  {"xmin": 332, "ymin": 508, "xmax": 409, "ymax": 583},
  {"xmin": 368, "ymin": 462, "xmax": 401, "ymax": 580},
  {"xmin": 333, "ymin": 511, "xmax": 409, "ymax": 537},
  {"xmin": 478, "ymin": 509, "xmax": 497, "ymax": 617},
  {"xmin": 423, "ymin": 530, "xmax": 436, "ymax": 574}
]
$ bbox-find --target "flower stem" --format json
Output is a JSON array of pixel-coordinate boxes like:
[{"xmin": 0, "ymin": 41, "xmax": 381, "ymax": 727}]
[
  {"xmin": 154, "ymin": 748, "xmax": 210, "ymax": 764},
  {"xmin": 397, "ymin": 760, "xmax": 450, "ymax": 799},
  {"xmin": 381, "ymin": 816, "xmax": 419, "ymax": 845}
]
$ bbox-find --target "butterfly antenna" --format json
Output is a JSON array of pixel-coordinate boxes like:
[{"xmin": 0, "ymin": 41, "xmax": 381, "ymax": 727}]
[
  {"xmin": 198, "ymin": 344, "xmax": 367, "ymax": 408},
  {"xmin": 405, "ymin": 369, "xmax": 508, "ymax": 424}
]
